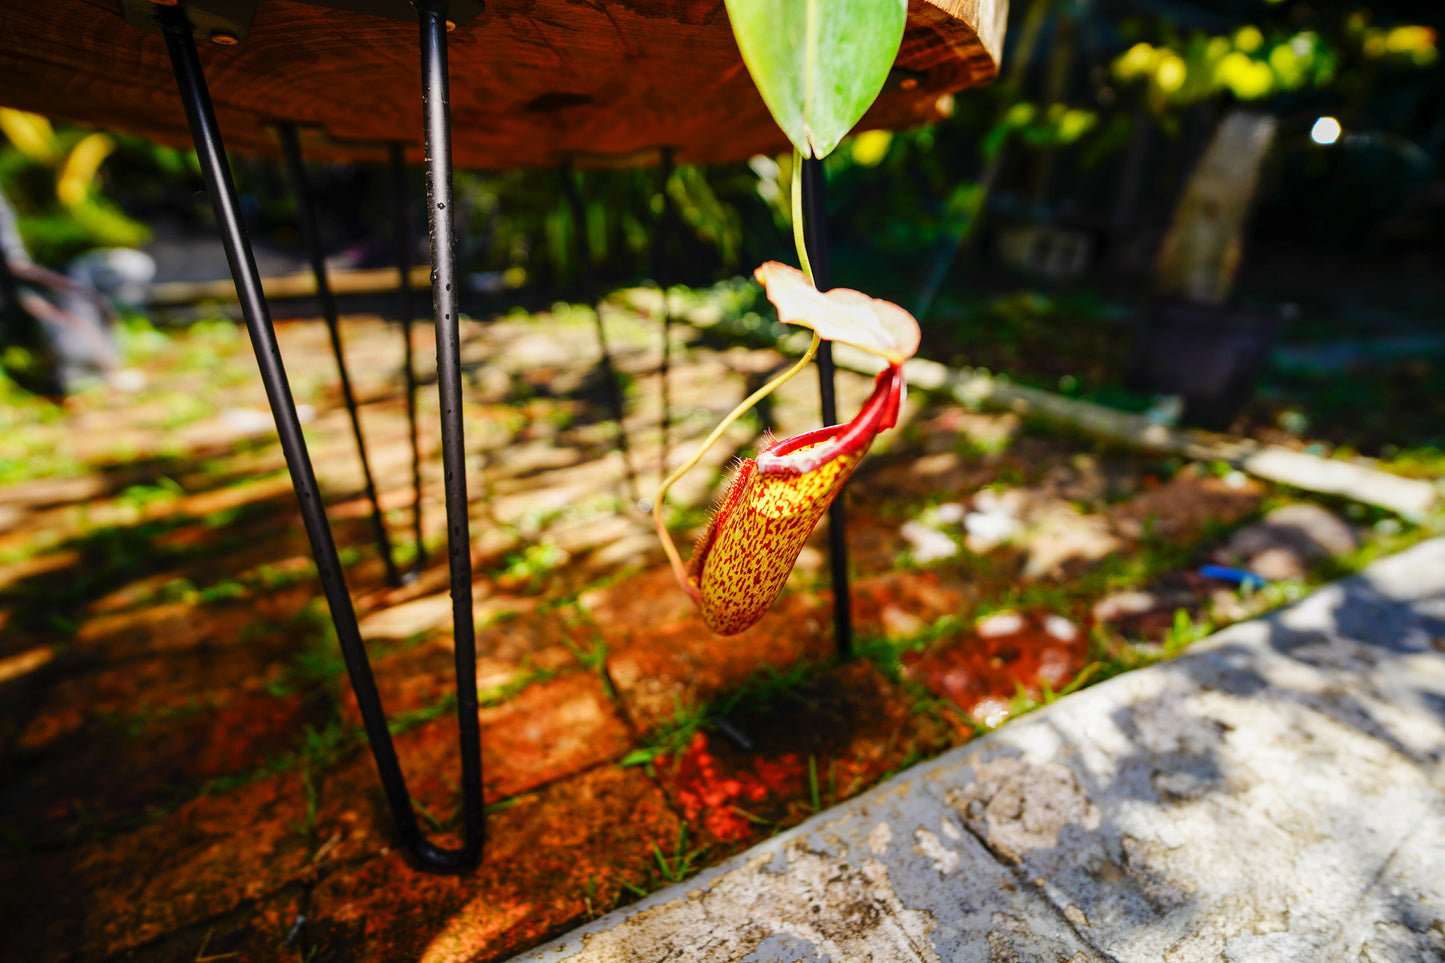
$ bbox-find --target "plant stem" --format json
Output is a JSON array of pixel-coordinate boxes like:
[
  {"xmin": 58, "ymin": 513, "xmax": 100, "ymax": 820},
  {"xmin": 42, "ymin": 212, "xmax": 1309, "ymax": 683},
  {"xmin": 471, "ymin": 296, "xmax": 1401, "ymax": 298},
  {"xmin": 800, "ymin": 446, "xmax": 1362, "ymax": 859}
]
[{"xmin": 791, "ymin": 149, "xmax": 814, "ymax": 286}]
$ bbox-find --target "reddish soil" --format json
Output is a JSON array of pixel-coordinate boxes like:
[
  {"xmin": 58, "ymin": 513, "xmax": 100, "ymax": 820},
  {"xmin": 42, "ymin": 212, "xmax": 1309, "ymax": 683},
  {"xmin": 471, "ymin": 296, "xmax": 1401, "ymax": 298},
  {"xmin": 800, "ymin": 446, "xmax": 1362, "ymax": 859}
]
[{"xmin": 0, "ymin": 310, "xmax": 1371, "ymax": 961}]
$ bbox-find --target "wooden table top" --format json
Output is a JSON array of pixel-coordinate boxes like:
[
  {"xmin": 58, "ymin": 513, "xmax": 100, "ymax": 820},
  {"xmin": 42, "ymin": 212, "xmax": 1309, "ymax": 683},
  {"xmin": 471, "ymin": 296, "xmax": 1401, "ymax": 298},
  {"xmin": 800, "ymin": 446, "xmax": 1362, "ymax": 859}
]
[{"xmin": 0, "ymin": 0, "xmax": 1003, "ymax": 167}]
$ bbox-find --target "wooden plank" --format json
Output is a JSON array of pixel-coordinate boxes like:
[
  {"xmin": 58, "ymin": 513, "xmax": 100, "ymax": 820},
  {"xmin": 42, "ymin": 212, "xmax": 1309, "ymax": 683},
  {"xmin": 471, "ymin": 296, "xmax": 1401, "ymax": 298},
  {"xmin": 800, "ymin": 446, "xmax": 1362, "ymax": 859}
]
[
  {"xmin": 1155, "ymin": 111, "xmax": 1278, "ymax": 304},
  {"xmin": 891, "ymin": 352, "xmax": 1441, "ymax": 522},
  {"xmin": 0, "ymin": 0, "xmax": 1003, "ymax": 168}
]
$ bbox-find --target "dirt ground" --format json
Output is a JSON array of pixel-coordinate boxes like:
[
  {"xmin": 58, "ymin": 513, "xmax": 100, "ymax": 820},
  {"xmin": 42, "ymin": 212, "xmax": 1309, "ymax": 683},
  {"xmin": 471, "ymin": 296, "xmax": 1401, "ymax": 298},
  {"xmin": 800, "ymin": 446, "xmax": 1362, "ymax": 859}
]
[{"xmin": 0, "ymin": 290, "xmax": 1431, "ymax": 961}]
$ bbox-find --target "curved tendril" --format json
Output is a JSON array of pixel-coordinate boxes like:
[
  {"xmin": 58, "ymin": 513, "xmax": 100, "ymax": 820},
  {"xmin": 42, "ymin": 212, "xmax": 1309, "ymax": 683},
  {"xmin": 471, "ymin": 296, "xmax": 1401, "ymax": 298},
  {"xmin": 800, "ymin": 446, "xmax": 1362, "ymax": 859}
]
[
  {"xmin": 653, "ymin": 332, "xmax": 821, "ymax": 594},
  {"xmin": 654, "ymin": 146, "xmax": 823, "ymax": 597}
]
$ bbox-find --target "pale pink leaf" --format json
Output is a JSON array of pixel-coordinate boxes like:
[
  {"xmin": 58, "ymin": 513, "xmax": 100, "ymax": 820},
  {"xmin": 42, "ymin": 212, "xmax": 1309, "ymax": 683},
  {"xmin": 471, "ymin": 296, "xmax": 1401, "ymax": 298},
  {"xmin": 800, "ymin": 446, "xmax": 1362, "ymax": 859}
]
[{"xmin": 755, "ymin": 261, "xmax": 920, "ymax": 364}]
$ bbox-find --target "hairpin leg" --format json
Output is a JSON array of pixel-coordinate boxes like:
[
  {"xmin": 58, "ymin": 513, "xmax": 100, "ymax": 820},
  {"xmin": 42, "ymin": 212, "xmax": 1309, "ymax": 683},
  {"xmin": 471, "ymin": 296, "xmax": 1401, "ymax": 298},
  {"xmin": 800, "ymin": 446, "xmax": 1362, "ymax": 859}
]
[
  {"xmin": 389, "ymin": 142, "xmax": 426, "ymax": 579},
  {"xmin": 653, "ymin": 149, "xmax": 675, "ymax": 484},
  {"xmin": 276, "ymin": 123, "xmax": 401, "ymax": 588},
  {"xmin": 417, "ymin": 0, "xmax": 485, "ymax": 868},
  {"xmin": 801, "ymin": 157, "xmax": 854, "ymax": 660},
  {"xmin": 160, "ymin": 7, "xmax": 481, "ymax": 872}
]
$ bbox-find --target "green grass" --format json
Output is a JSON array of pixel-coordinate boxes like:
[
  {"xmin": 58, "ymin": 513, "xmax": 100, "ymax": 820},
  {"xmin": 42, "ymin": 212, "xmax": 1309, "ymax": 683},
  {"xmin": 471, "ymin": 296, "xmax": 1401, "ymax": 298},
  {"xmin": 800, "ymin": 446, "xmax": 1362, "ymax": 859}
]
[
  {"xmin": 478, "ymin": 664, "xmax": 559, "ymax": 708},
  {"xmin": 199, "ymin": 687, "xmax": 461, "ymax": 802},
  {"xmin": 619, "ymin": 824, "xmax": 709, "ymax": 899},
  {"xmin": 499, "ymin": 541, "xmax": 569, "ymax": 587},
  {"xmin": 650, "ymin": 824, "xmax": 704, "ymax": 883},
  {"xmin": 620, "ymin": 661, "xmax": 821, "ymax": 770},
  {"xmin": 558, "ymin": 610, "xmax": 615, "ymax": 696},
  {"xmin": 97, "ymin": 695, "xmax": 216, "ymax": 740},
  {"xmin": 1163, "ymin": 607, "xmax": 1214, "ymax": 656}
]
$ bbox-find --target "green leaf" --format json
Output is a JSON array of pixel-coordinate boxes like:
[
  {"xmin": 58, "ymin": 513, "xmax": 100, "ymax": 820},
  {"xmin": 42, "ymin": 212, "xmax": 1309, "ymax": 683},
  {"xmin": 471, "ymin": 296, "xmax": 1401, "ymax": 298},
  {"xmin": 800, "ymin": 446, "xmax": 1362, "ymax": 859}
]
[
  {"xmin": 724, "ymin": 0, "xmax": 907, "ymax": 159},
  {"xmin": 620, "ymin": 747, "xmax": 658, "ymax": 767}
]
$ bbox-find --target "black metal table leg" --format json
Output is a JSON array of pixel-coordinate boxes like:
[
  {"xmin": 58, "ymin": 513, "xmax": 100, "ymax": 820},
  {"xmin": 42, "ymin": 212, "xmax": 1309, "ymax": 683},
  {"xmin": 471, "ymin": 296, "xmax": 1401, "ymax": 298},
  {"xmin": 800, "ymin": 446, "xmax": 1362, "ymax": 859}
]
[
  {"xmin": 160, "ymin": 8, "xmax": 480, "ymax": 872},
  {"xmin": 653, "ymin": 149, "xmax": 675, "ymax": 483},
  {"xmin": 417, "ymin": 0, "xmax": 485, "ymax": 869},
  {"xmin": 389, "ymin": 142, "xmax": 426, "ymax": 578},
  {"xmin": 801, "ymin": 156, "xmax": 853, "ymax": 660},
  {"xmin": 276, "ymin": 123, "xmax": 401, "ymax": 588}
]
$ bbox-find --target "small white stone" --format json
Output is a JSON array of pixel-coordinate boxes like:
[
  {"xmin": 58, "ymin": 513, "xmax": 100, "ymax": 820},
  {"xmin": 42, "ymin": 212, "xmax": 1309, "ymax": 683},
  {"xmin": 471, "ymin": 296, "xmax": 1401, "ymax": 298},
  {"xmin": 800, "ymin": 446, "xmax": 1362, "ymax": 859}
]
[
  {"xmin": 220, "ymin": 407, "xmax": 274, "ymax": 435},
  {"xmin": 977, "ymin": 612, "xmax": 1025, "ymax": 638},
  {"xmin": 1044, "ymin": 615, "xmax": 1078, "ymax": 642},
  {"xmin": 868, "ymin": 821, "xmax": 892, "ymax": 856},
  {"xmin": 1092, "ymin": 591, "xmax": 1156, "ymax": 623},
  {"xmin": 914, "ymin": 828, "xmax": 960, "ymax": 876},
  {"xmin": 964, "ymin": 511, "xmax": 1020, "ymax": 547},
  {"xmin": 932, "ymin": 502, "xmax": 966, "ymax": 524},
  {"xmin": 901, "ymin": 520, "xmax": 959, "ymax": 564},
  {"xmin": 108, "ymin": 368, "xmax": 147, "ymax": 392},
  {"xmin": 881, "ymin": 606, "xmax": 928, "ymax": 641},
  {"xmin": 974, "ymin": 698, "xmax": 1010, "ymax": 728}
]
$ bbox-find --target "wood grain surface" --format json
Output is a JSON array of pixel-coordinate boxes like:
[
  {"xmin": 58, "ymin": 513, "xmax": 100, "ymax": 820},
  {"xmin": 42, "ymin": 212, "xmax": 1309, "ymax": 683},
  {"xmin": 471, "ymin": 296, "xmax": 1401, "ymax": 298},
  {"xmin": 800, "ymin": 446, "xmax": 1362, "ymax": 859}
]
[{"xmin": 0, "ymin": 0, "xmax": 1002, "ymax": 167}]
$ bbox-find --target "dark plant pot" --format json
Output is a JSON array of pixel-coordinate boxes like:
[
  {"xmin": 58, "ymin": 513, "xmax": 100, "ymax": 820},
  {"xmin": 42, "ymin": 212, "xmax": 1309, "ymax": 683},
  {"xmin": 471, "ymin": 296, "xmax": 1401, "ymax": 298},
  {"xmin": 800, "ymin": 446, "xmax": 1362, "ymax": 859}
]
[{"xmin": 1126, "ymin": 300, "xmax": 1280, "ymax": 431}]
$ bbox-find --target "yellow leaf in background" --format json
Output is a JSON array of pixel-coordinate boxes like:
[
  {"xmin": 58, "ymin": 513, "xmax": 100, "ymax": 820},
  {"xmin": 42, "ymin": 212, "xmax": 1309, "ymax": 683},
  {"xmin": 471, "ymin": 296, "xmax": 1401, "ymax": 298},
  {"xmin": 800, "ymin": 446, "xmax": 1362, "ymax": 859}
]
[
  {"xmin": 0, "ymin": 108, "xmax": 57, "ymax": 163},
  {"xmin": 1113, "ymin": 42, "xmax": 1155, "ymax": 82},
  {"xmin": 850, "ymin": 129, "xmax": 893, "ymax": 168},
  {"xmin": 1153, "ymin": 52, "xmax": 1187, "ymax": 95},
  {"xmin": 1384, "ymin": 25, "xmax": 1438, "ymax": 65},
  {"xmin": 1003, "ymin": 102, "xmax": 1036, "ymax": 126},
  {"xmin": 1269, "ymin": 44, "xmax": 1305, "ymax": 88},
  {"xmin": 1215, "ymin": 51, "xmax": 1274, "ymax": 100},
  {"xmin": 1234, "ymin": 25, "xmax": 1264, "ymax": 54},
  {"xmin": 1055, "ymin": 109, "xmax": 1097, "ymax": 144},
  {"xmin": 1385, "ymin": 25, "xmax": 1435, "ymax": 55},
  {"xmin": 57, "ymin": 132, "xmax": 114, "ymax": 208}
]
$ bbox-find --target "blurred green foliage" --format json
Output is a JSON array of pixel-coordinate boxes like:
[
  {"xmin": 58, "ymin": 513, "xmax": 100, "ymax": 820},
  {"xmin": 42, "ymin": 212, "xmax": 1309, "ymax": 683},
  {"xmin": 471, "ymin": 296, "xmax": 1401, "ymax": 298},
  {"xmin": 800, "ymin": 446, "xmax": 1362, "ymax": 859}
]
[
  {"xmin": 0, "ymin": 109, "xmax": 170, "ymax": 264},
  {"xmin": 451, "ymin": 160, "xmax": 778, "ymax": 294},
  {"xmin": 0, "ymin": 1, "xmax": 1437, "ymax": 316}
]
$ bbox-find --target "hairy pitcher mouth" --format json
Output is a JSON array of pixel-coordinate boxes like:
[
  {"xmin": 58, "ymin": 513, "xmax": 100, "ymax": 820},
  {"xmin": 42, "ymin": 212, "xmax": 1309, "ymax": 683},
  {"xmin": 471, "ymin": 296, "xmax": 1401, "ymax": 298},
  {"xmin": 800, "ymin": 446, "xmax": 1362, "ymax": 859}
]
[{"xmin": 653, "ymin": 261, "xmax": 920, "ymax": 636}]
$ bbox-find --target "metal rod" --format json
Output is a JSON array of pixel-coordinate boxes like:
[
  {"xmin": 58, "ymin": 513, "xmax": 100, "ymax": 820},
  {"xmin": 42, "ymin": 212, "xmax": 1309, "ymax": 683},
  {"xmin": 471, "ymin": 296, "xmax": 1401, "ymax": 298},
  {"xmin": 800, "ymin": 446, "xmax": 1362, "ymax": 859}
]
[
  {"xmin": 801, "ymin": 156, "xmax": 853, "ymax": 660},
  {"xmin": 653, "ymin": 149, "xmax": 675, "ymax": 484},
  {"xmin": 418, "ymin": 0, "xmax": 485, "ymax": 869},
  {"xmin": 161, "ymin": 9, "xmax": 479, "ymax": 873},
  {"xmin": 158, "ymin": 12, "xmax": 453, "ymax": 868},
  {"xmin": 277, "ymin": 123, "xmax": 401, "ymax": 588},
  {"xmin": 389, "ymin": 142, "xmax": 426, "ymax": 578},
  {"xmin": 559, "ymin": 161, "xmax": 638, "ymax": 503}
]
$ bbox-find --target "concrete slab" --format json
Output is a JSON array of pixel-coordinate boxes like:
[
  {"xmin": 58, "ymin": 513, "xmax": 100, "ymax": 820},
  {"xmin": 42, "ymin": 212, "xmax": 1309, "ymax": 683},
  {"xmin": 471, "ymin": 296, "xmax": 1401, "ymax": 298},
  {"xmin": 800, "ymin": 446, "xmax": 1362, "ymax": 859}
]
[{"xmin": 511, "ymin": 537, "xmax": 1445, "ymax": 962}]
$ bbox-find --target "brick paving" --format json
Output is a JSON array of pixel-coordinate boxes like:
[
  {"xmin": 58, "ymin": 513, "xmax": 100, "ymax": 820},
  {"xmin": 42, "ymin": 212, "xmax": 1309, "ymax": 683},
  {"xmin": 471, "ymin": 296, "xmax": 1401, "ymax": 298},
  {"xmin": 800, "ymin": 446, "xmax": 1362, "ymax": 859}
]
[{"xmin": 0, "ymin": 295, "xmax": 1422, "ymax": 961}]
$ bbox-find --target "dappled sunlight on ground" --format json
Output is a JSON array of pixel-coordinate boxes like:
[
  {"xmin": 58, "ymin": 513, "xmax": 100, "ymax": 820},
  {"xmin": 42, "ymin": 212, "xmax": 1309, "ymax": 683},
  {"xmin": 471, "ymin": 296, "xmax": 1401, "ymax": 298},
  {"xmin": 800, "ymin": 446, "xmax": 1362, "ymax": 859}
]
[{"xmin": 0, "ymin": 295, "xmax": 1433, "ymax": 960}]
